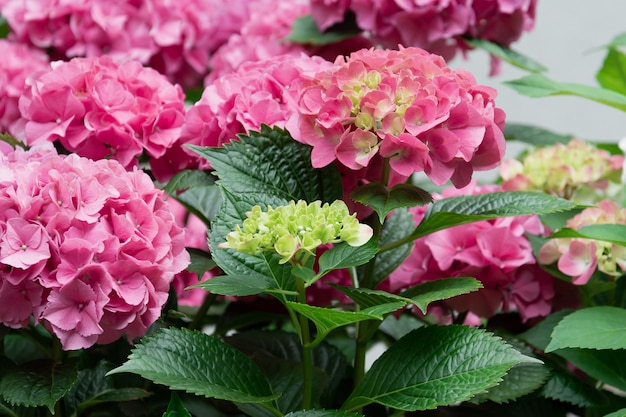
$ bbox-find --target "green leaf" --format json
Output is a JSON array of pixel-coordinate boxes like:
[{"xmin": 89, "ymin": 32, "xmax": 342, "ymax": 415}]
[
  {"xmin": 411, "ymin": 191, "xmax": 577, "ymax": 240},
  {"xmin": 192, "ymin": 274, "xmax": 272, "ymax": 296},
  {"xmin": 226, "ymin": 331, "xmax": 347, "ymax": 410},
  {"xmin": 504, "ymin": 123, "xmax": 575, "ymax": 146},
  {"xmin": 75, "ymin": 388, "xmax": 151, "ymax": 415},
  {"xmin": 546, "ymin": 306, "xmax": 626, "ymax": 352},
  {"xmin": 108, "ymin": 328, "xmax": 279, "ymax": 404},
  {"xmin": 162, "ymin": 169, "xmax": 221, "ymax": 226},
  {"xmin": 350, "ymin": 183, "xmax": 432, "ymax": 223},
  {"xmin": 372, "ymin": 208, "xmax": 414, "ymax": 286},
  {"xmin": 190, "ymin": 126, "xmax": 342, "ymax": 205},
  {"xmin": 163, "ymin": 392, "xmax": 192, "ymax": 417},
  {"xmin": 504, "ymin": 74, "xmax": 626, "ymax": 112},
  {"xmin": 0, "ymin": 17, "xmax": 9, "ymax": 39},
  {"xmin": 604, "ymin": 409, "xmax": 626, "ymax": 417},
  {"xmin": 186, "ymin": 248, "xmax": 216, "ymax": 277},
  {"xmin": 285, "ymin": 411, "xmax": 362, "ymax": 417},
  {"xmin": 556, "ymin": 349, "xmax": 626, "ymax": 392},
  {"xmin": 597, "ymin": 47, "xmax": 626, "ymax": 95},
  {"xmin": 549, "ymin": 224, "xmax": 626, "ymax": 247},
  {"xmin": 286, "ymin": 303, "xmax": 383, "ymax": 348},
  {"xmin": 518, "ymin": 309, "xmax": 574, "ymax": 351},
  {"xmin": 286, "ymin": 14, "xmax": 361, "ymax": 46},
  {"xmin": 540, "ymin": 369, "xmax": 608, "ymax": 408},
  {"xmin": 0, "ymin": 359, "xmax": 78, "ymax": 413},
  {"xmin": 400, "ymin": 277, "xmax": 483, "ymax": 314},
  {"xmin": 473, "ymin": 362, "xmax": 550, "ymax": 404},
  {"xmin": 163, "ymin": 169, "xmax": 215, "ymax": 195},
  {"xmin": 314, "ymin": 239, "xmax": 378, "ymax": 280},
  {"xmin": 463, "ymin": 38, "xmax": 547, "ymax": 73},
  {"xmin": 341, "ymin": 325, "xmax": 540, "ymax": 412},
  {"xmin": 330, "ymin": 286, "xmax": 413, "ymax": 310}
]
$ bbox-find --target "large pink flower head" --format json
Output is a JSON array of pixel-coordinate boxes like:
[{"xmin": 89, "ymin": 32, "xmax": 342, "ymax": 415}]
[
  {"xmin": 539, "ymin": 200, "xmax": 626, "ymax": 286},
  {"xmin": 288, "ymin": 47, "xmax": 506, "ymax": 187},
  {"xmin": 500, "ymin": 139, "xmax": 624, "ymax": 202},
  {"xmin": 0, "ymin": 144, "xmax": 189, "ymax": 350},
  {"xmin": 13, "ymin": 55, "xmax": 186, "ymax": 177},
  {"xmin": 181, "ymin": 53, "xmax": 333, "ymax": 170},
  {"xmin": 310, "ymin": 0, "xmax": 537, "ymax": 74},
  {"xmin": 389, "ymin": 182, "xmax": 553, "ymax": 322},
  {"xmin": 0, "ymin": 40, "xmax": 50, "ymax": 133}
]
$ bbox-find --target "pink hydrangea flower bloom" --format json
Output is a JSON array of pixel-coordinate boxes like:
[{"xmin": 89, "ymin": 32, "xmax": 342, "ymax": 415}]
[
  {"xmin": 13, "ymin": 56, "xmax": 186, "ymax": 180},
  {"xmin": 182, "ymin": 53, "xmax": 332, "ymax": 170},
  {"xmin": 309, "ymin": 0, "xmax": 537, "ymax": 75},
  {"xmin": 0, "ymin": 40, "xmax": 49, "ymax": 133},
  {"xmin": 0, "ymin": 144, "xmax": 189, "ymax": 350},
  {"xmin": 389, "ymin": 182, "xmax": 554, "ymax": 322},
  {"xmin": 288, "ymin": 47, "xmax": 506, "ymax": 187},
  {"xmin": 539, "ymin": 200, "xmax": 626, "ymax": 285}
]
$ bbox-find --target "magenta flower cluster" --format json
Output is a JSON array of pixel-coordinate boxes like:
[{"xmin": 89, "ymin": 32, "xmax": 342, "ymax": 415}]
[
  {"xmin": 288, "ymin": 47, "xmax": 506, "ymax": 187},
  {"xmin": 0, "ymin": 0, "xmax": 250, "ymax": 87},
  {"xmin": 310, "ymin": 0, "xmax": 537, "ymax": 67},
  {"xmin": 0, "ymin": 144, "xmax": 188, "ymax": 350},
  {"xmin": 390, "ymin": 182, "xmax": 554, "ymax": 322},
  {"xmin": 12, "ymin": 56, "xmax": 186, "ymax": 178}
]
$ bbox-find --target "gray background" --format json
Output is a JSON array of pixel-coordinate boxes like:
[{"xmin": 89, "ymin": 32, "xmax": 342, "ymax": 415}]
[{"xmin": 449, "ymin": 1, "xmax": 626, "ymax": 143}]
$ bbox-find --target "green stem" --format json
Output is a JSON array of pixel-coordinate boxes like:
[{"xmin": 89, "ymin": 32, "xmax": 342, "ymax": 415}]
[
  {"xmin": 259, "ymin": 402, "xmax": 285, "ymax": 417},
  {"xmin": 188, "ymin": 293, "xmax": 217, "ymax": 331},
  {"xmin": 295, "ymin": 277, "xmax": 313, "ymax": 409}
]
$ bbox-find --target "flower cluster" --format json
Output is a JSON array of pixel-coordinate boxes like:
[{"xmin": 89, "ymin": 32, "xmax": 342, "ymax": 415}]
[
  {"xmin": 0, "ymin": 144, "xmax": 189, "ymax": 350},
  {"xmin": 12, "ymin": 55, "xmax": 186, "ymax": 179},
  {"xmin": 182, "ymin": 54, "xmax": 332, "ymax": 170},
  {"xmin": 500, "ymin": 138, "xmax": 624, "ymax": 201},
  {"xmin": 310, "ymin": 0, "xmax": 537, "ymax": 72},
  {"xmin": 288, "ymin": 47, "xmax": 506, "ymax": 187},
  {"xmin": 390, "ymin": 182, "xmax": 554, "ymax": 322},
  {"xmin": 539, "ymin": 200, "xmax": 626, "ymax": 285},
  {"xmin": 220, "ymin": 200, "xmax": 373, "ymax": 264},
  {"xmin": 0, "ymin": 39, "xmax": 49, "ymax": 133},
  {"xmin": 0, "ymin": 0, "xmax": 250, "ymax": 87}
]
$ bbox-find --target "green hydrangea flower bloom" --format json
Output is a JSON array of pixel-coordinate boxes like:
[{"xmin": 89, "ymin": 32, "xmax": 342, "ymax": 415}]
[{"xmin": 219, "ymin": 200, "xmax": 373, "ymax": 264}]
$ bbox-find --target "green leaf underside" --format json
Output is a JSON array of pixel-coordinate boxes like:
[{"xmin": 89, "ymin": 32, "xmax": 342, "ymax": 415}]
[
  {"xmin": 546, "ymin": 306, "xmax": 626, "ymax": 351},
  {"xmin": 463, "ymin": 38, "xmax": 547, "ymax": 73},
  {"xmin": 315, "ymin": 239, "xmax": 378, "ymax": 279},
  {"xmin": 107, "ymin": 328, "xmax": 278, "ymax": 404},
  {"xmin": 540, "ymin": 370, "xmax": 608, "ymax": 408},
  {"xmin": 473, "ymin": 362, "xmax": 550, "ymax": 404},
  {"xmin": 412, "ymin": 192, "xmax": 577, "ymax": 239},
  {"xmin": 163, "ymin": 169, "xmax": 215, "ymax": 195},
  {"xmin": 192, "ymin": 274, "xmax": 272, "ymax": 296},
  {"xmin": 342, "ymin": 325, "xmax": 539, "ymax": 412},
  {"xmin": 287, "ymin": 14, "xmax": 361, "ymax": 46},
  {"xmin": 286, "ymin": 303, "xmax": 384, "ymax": 347},
  {"xmin": 503, "ymin": 123, "xmax": 575, "ymax": 146},
  {"xmin": 350, "ymin": 183, "xmax": 432, "ymax": 222},
  {"xmin": 372, "ymin": 208, "xmax": 414, "ymax": 286},
  {"xmin": 332, "ymin": 277, "xmax": 481, "ymax": 315},
  {"xmin": 285, "ymin": 411, "xmax": 363, "ymax": 417},
  {"xmin": 549, "ymin": 225, "xmax": 626, "ymax": 247},
  {"xmin": 0, "ymin": 359, "xmax": 78, "ymax": 413},
  {"xmin": 603, "ymin": 408, "xmax": 626, "ymax": 417},
  {"xmin": 504, "ymin": 74, "xmax": 626, "ymax": 111},
  {"xmin": 164, "ymin": 392, "xmax": 193, "ymax": 417},
  {"xmin": 597, "ymin": 47, "xmax": 626, "ymax": 95},
  {"xmin": 186, "ymin": 248, "xmax": 216, "ymax": 278}
]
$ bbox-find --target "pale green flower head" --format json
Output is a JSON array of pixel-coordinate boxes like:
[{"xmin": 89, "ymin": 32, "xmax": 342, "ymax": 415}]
[{"xmin": 219, "ymin": 200, "xmax": 373, "ymax": 264}]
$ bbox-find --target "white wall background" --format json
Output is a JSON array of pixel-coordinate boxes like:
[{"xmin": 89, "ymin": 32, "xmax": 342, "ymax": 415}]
[{"xmin": 449, "ymin": 1, "xmax": 626, "ymax": 143}]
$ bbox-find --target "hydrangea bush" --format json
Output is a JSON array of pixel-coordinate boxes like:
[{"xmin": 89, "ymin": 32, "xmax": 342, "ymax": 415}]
[{"xmin": 2, "ymin": 1, "xmax": 626, "ymax": 417}]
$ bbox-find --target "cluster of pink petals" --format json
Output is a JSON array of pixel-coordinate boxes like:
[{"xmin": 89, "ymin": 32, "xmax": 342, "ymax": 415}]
[
  {"xmin": 0, "ymin": 144, "xmax": 189, "ymax": 350},
  {"xmin": 0, "ymin": 0, "xmax": 249, "ymax": 87},
  {"xmin": 287, "ymin": 47, "xmax": 506, "ymax": 188},
  {"xmin": 0, "ymin": 40, "xmax": 49, "ymax": 133},
  {"xmin": 389, "ymin": 182, "xmax": 554, "ymax": 322},
  {"xmin": 539, "ymin": 200, "xmax": 626, "ymax": 285},
  {"xmin": 12, "ymin": 55, "xmax": 186, "ymax": 179},
  {"xmin": 181, "ymin": 53, "xmax": 332, "ymax": 170},
  {"xmin": 310, "ymin": 0, "xmax": 537, "ymax": 66}
]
